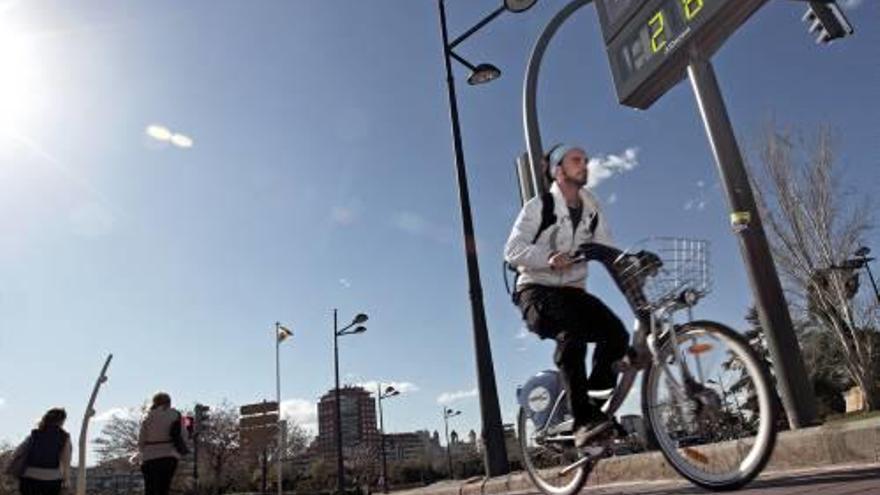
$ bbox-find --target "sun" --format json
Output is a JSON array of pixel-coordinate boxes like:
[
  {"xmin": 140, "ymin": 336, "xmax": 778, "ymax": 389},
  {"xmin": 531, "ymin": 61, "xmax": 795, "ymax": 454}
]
[{"xmin": 0, "ymin": 20, "xmax": 40, "ymax": 134}]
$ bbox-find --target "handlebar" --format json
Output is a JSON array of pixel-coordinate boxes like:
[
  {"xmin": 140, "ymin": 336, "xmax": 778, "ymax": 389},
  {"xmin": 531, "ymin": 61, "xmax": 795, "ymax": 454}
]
[{"xmin": 570, "ymin": 243, "xmax": 662, "ymax": 318}]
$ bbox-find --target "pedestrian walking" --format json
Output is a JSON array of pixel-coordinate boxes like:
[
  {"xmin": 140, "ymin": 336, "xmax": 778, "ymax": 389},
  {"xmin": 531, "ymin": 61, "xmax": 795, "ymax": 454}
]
[
  {"xmin": 5, "ymin": 408, "xmax": 72, "ymax": 495},
  {"xmin": 137, "ymin": 392, "xmax": 188, "ymax": 495}
]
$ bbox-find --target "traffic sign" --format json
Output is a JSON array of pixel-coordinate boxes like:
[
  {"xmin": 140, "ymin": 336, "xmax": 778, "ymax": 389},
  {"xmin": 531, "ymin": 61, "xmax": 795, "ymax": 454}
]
[
  {"xmin": 241, "ymin": 425, "xmax": 278, "ymax": 451},
  {"xmin": 240, "ymin": 402, "xmax": 279, "ymax": 416},
  {"xmin": 240, "ymin": 413, "xmax": 279, "ymax": 430}
]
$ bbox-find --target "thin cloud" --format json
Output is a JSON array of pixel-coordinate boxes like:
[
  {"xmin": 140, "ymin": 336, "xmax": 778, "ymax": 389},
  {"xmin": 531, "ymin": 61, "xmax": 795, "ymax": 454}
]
[
  {"xmin": 587, "ymin": 147, "xmax": 639, "ymax": 189},
  {"xmin": 606, "ymin": 192, "xmax": 618, "ymax": 205},
  {"xmin": 93, "ymin": 407, "xmax": 137, "ymax": 422},
  {"xmin": 437, "ymin": 388, "xmax": 478, "ymax": 405},
  {"xmin": 683, "ymin": 180, "xmax": 710, "ymax": 212},
  {"xmin": 339, "ymin": 278, "xmax": 352, "ymax": 289},
  {"xmin": 280, "ymin": 398, "xmax": 318, "ymax": 435},
  {"xmin": 331, "ymin": 206, "xmax": 356, "ymax": 226},
  {"xmin": 0, "ymin": 398, "xmax": 5, "ymax": 409},
  {"xmin": 392, "ymin": 211, "xmax": 451, "ymax": 244},
  {"xmin": 840, "ymin": 0, "xmax": 863, "ymax": 9},
  {"xmin": 145, "ymin": 124, "xmax": 194, "ymax": 149}
]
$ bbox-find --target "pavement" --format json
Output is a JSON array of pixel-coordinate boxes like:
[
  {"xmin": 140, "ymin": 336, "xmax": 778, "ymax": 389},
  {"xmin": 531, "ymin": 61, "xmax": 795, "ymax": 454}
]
[
  {"xmin": 505, "ymin": 463, "xmax": 880, "ymax": 494},
  {"xmin": 395, "ymin": 416, "xmax": 880, "ymax": 495}
]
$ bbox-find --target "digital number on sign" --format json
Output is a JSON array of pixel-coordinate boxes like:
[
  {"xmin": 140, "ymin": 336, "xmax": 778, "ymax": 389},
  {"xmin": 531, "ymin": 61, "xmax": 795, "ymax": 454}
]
[{"xmin": 619, "ymin": 0, "xmax": 713, "ymax": 78}]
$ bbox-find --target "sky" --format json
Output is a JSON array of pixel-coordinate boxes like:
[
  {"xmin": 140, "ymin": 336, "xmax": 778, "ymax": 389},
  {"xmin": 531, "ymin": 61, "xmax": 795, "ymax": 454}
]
[{"xmin": 0, "ymin": 0, "xmax": 878, "ymax": 465}]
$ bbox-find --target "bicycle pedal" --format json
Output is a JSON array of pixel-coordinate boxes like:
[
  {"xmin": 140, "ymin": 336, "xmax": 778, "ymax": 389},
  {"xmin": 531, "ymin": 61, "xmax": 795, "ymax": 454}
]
[{"xmin": 578, "ymin": 445, "xmax": 607, "ymax": 459}]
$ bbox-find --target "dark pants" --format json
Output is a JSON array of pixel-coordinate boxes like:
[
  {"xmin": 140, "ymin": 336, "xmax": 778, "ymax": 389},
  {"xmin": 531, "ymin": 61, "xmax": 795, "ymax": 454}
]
[
  {"xmin": 141, "ymin": 457, "xmax": 178, "ymax": 495},
  {"xmin": 19, "ymin": 478, "xmax": 62, "ymax": 495},
  {"xmin": 517, "ymin": 285, "xmax": 629, "ymax": 427}
]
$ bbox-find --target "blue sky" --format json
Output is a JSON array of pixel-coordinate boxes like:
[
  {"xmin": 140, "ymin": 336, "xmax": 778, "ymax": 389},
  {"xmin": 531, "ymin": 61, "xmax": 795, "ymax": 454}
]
[{"xmin": 0, "ymin": 0, "xmax": 877, "ymax": 464}]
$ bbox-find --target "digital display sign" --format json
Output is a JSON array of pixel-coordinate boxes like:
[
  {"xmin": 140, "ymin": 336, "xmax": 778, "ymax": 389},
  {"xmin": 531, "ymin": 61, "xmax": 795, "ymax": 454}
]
[
  {"xmin": 597, "ymin": 0, "xmax": 768, "ymax": 109},
  {"xmin": 595, "ymin": 0, "xmax": 640, "ymax": 42}
]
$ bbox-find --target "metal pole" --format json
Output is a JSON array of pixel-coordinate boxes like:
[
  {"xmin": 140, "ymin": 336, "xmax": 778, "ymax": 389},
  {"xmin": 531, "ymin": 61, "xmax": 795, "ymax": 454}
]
[
  {"xmin": 443, "ymin": 411, "xmax": 453, "ymax": 479},
  {"xmin": 863, "ymin": 262, "xmax": 880, "ymax": 305},
  {"xmin": 77, "ymin": 354, "xmax": 113, "ymax": 495},
  {"xmin": 523, "ymin": 0, "xmax": 593, "ymax": 195},
  {"xmin": 262, "ymin": 449, "xmax": 268, "ymax": 495},
  {"xmin": 275, "ymin": 322, "xmax": 283, "ymax": 495},
  {"xmin": 334, "ymin": 310, "xmax": 345, "ymax": 495},
  {"xmin": 437, "ymin": 0, "xmax": 509, "ymax": 476},
  {"xmin": 377, "ymin": 385, "xmax": 388, "ymax": 493},
  {"xmin": 193, "ymin": 427, "xmax": 199, "ymax": 494},
  {"xmin": 687, "ymin": 57, "xmax": 817, "ymax": 428}
]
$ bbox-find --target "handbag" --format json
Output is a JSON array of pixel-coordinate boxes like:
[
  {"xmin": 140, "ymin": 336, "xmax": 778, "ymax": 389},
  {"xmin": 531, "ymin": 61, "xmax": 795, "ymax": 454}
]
[
  {"xmin": 5, "ymin": 435, "xmax": 33, "ymax": 477},
  {"xmin": 171, "ymin": 413, "xmax": 189, "ymax": 456}
]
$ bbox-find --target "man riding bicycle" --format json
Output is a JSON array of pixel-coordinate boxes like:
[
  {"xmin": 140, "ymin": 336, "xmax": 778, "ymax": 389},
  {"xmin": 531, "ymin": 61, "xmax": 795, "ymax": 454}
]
[{"xmin": 504, "ymin": 144, "xmax": 629, "ymax": 449}]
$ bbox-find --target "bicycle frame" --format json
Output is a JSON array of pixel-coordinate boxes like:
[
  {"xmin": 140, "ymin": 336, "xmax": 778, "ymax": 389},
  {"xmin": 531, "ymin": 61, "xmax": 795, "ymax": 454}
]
[{"xmin": 528, "ymin": 242, "xmax": 708, "ymax": 444}]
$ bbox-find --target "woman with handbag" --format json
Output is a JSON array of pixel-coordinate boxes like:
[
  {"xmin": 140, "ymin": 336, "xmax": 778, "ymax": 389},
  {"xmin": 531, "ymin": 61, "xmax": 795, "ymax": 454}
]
[
  {"xmin": 137, "ymin": 392, "xmax": 188, "ymax": 495},
  {"xmin": 7, "ymin": 408, "xmax": 72, "ymax": 495}
]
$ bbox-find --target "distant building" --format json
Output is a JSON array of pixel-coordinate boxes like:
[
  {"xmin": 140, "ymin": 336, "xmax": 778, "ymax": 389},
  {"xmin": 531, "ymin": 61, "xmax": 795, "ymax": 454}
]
[
  {"xmin": 315, "ymin": 386, "xmax": 379, "ymax": 459},
  {"xmin": 71, "ymin": 464, "xmax": 143, "ymax": 495},
  {"xmin": 474, "ymin": 423, "xmax": 521, "ymax": 463},
  {"xmin": 381, "ymin": 430, "xmax": 442, "ymax": 465}
]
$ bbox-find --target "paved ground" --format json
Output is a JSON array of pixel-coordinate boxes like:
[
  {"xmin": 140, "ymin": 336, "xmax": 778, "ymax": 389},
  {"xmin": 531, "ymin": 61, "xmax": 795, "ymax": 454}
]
[{"xmin": 514, "ymin": 463, "xmax": 880, "ymax": 494}]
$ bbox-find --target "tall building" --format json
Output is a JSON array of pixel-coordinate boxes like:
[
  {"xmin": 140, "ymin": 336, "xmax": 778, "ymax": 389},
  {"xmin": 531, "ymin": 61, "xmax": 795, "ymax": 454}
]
[{"xmin": 316, "ymin": 386, "xmax": 379, "ymax": 459}]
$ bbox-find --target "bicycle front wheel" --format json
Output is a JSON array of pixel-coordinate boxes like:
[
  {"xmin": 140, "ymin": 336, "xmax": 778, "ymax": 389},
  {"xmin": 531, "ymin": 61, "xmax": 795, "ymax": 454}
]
[
  {"xmin": 517, "ymin": 407, "xmax": 589, "ymax": 495},
  {"xmin": 641, "ymin": 320, "xmax": 777, "ymax": 491}
]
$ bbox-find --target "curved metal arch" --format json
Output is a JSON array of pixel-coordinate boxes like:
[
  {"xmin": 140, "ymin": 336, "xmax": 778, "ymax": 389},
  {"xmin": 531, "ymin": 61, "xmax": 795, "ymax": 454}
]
[{"xmin": 523, "ymin": 0, "xmax": 594, "ymax": 196}]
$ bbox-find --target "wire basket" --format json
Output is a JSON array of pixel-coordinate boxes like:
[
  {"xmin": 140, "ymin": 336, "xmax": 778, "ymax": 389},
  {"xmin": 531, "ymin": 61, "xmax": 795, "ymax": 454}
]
[{"xmin": 616, "ymin": 238, "xmax": 712, "ymax": 311}]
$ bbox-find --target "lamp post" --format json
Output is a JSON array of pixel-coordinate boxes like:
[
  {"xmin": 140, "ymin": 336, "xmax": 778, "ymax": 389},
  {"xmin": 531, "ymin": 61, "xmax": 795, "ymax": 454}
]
[
  {"xmin": 334, "ymin": 310, "xmax": 368, "ymax": 495},
  {"xmin": 376, "ymin": 384, "xmax": 399, "ymax": 493},
  {"xmin": 830, "ymin": 246, "xmax": 879, "ymax": 305},
  {"xmin": 275, "ymin": 322, "xmax": 293, "ymax": 495},
  {"xmin": 442, "ymin": 408, "xmax": 461, "ymax": 479},
  {"xmin": 437, "ymin": 0, "xmax": 537, "ymax": 476}
]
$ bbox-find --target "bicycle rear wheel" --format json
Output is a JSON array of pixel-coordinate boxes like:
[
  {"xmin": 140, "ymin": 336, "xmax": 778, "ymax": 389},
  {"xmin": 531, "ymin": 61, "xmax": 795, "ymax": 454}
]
[
  {"xmin": 641, "ymin": 320, "xmax": 777, "ymax": 491},
  {"xmin": 517, "ymin": 407, "xmax": 590, "ymax": 495}
]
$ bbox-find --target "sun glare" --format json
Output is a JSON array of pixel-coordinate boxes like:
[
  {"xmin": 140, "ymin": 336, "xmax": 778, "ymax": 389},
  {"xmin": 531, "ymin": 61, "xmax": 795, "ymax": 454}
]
[{"xmin": 0, "ymin": 21, "xmax": 40, "ymax": 134}]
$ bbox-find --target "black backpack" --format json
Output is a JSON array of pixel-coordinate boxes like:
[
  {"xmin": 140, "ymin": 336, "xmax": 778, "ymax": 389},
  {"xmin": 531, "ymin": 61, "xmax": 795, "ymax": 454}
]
[{"xmin": 504, "ymin": 192, "xmax": 556, "ymax": 303}]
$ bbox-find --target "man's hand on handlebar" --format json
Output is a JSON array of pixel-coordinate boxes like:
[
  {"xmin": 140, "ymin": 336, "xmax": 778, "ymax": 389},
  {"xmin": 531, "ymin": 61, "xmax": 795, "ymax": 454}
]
[{"xmin": 548, "ymin": 251, "xmax": 576, "ymax": 271}]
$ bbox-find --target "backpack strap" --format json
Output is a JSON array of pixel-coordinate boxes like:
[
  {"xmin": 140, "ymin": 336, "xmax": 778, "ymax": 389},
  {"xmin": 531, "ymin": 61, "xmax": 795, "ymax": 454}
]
[
  {"xmin": 507, "ymin": 192, "xmax": 557, "ymax": 305},
  {"xmin": 588, "ymin": 211, "xmax": 599, "ymax": 236},
  {"xmin": 531, "ymin": 191, "xmax": 556, "ymax": 244}
]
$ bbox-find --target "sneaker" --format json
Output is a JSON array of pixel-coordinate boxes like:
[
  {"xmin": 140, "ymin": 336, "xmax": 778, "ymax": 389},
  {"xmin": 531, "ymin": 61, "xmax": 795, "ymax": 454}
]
[{"xmin": 573, "ymin": 417, "xmax": 613, "ymax": 449}]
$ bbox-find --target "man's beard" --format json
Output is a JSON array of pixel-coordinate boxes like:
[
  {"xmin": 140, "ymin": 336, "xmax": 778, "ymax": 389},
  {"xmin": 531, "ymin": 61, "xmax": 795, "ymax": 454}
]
[{"xmin": 562, "ymin": 169, "xmax": 587, "ymax": 188}]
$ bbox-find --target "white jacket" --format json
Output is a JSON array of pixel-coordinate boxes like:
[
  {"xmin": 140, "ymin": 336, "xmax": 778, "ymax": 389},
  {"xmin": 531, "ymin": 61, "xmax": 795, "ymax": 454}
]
[
  {"xmin": 504, "ymin": 182, "xmax": 613, "ymax": 289},
  {"xmin": 138, "ymin": 407, "xmax": 183, "ymax": 462}
]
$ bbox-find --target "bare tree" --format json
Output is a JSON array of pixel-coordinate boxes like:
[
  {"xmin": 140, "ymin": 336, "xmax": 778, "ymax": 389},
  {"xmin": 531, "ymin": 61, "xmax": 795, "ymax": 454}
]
[
  {"xmin": 752, "ymin": 123, "xmax": 878, "ymax": 410},
  {"xmin": 93, "ymin": 410, "xmax": 143, "ymax": 463},
  {"xmin": 0, "ymin": 442, "xmax": 17, "ymax": 495},
  {"xmin": 281, "ymin": 422, "xmax": 310, "ymax": 459},
  {"xmin": 200, "ymin": 401, "xmax": 247, "ymax": 494}
]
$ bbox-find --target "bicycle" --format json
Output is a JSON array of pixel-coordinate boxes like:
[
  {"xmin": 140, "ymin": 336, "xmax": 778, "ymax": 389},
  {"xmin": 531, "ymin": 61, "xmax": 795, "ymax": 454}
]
[{"xmin": 516, "ymin": 238, "xmax": 777, "ymax": 494}]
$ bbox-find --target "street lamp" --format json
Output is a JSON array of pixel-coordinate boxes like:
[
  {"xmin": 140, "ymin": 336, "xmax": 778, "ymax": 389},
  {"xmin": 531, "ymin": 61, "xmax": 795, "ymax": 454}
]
[
  {"xmin": 334, "ymin": 310, "xmax": 368, "ymax": 495},
  {"xmin": 437, "ymin": 0, "xmax": 537, "ymax": 476},
  {"xmin": 376, "ymin": 385, "xmax": 399, "ymax": 493},
  {"xmin": 832, "ymin": 246, "xmax": 879, "ymax": 304},
  {"xmin": 442, "ymin": 408, "xmax": 462, "ymax": 479}
]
